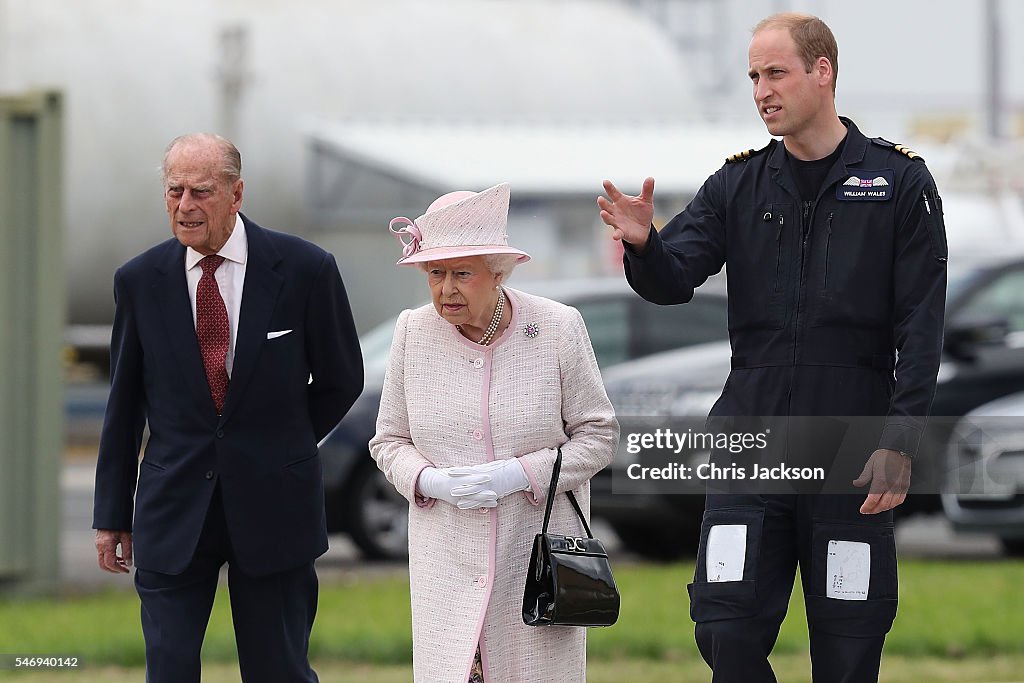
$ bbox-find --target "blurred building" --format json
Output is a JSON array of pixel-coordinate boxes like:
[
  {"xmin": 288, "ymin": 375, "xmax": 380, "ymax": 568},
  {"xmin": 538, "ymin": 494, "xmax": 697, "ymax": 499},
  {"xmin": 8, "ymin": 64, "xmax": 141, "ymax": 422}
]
[
  {"xmin": 303, "ymin": 119, "xmax": 766, "ymax": 323},
  {"xmin": 0, "ymin": 0, "xmax": 1021, "ymax": 333},
  {"xmin": 0, "ymin": 0, "xmax": 744, "ymax": 331}
]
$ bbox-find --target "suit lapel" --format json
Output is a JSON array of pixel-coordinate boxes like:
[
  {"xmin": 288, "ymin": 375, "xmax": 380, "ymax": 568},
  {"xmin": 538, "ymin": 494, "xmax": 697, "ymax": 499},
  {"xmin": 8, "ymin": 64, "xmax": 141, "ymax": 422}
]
[
  {"xmin": 153, "ymin": 239, "xmax": 218, "ymax": 416},
  {"xmin": 219, "ymin": 218, "xmax": 284, "ymax": 424}
]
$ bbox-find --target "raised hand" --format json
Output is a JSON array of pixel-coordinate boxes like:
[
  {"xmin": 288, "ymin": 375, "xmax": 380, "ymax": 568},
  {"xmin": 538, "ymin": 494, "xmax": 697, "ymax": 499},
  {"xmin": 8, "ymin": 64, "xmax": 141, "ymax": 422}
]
[{"xmin": 597, "ymin": 177, "xmax": 656, "ymax": 249}]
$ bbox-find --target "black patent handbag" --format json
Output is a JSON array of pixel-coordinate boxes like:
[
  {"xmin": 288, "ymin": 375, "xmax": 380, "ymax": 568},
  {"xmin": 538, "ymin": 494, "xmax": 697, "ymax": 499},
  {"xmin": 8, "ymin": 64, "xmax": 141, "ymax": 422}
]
[{"xmin": 522, "ymin": 448, "xmax": 620, "ymax": 627}]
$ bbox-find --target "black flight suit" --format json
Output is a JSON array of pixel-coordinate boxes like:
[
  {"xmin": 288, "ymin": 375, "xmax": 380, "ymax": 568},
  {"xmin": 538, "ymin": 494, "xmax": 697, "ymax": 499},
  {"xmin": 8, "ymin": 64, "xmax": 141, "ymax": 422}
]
[{"xmin": 623, "ymin": 118, "xmax": 947, "ymax": 682}]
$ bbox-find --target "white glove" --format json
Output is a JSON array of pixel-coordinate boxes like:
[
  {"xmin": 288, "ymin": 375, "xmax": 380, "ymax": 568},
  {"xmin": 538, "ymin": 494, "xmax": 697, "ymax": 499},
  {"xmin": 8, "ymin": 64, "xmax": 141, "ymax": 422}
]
[
  {"xmin": 450, "ymin": 459, "xmax": 530, "ymax": 499},
  {"xmin": 416, "ymin": 467, "xmax": 497, "ymax": 510}
]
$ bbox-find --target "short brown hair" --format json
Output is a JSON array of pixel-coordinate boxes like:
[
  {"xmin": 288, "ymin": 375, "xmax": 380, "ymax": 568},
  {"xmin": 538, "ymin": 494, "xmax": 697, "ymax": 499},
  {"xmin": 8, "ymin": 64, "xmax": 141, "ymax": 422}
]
[{"xmin": 754, "ymin": 13, "xmax": 839, "ymax": 93}]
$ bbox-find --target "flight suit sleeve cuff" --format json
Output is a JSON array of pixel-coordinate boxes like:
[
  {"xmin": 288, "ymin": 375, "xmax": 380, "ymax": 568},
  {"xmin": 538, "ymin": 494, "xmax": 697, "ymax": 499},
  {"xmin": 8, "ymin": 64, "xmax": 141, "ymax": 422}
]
[
  {"xmin": 878, "ymin": 421, "xmax": 922, "ymax": 458},
  {"xmin": 622, "ymin": 225, "xmax": 658, "ymax": 258}
]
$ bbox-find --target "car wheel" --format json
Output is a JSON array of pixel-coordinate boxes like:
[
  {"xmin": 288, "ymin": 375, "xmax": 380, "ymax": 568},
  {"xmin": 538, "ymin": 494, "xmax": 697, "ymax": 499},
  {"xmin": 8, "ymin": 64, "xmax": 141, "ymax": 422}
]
[
  {"xmin": 345, "ymin": 462, "xmax": 410, "ymax": 561},
  {"xmin": 610, "ymin": 520, "xmax": 700, "ymax": 561},
  {"xmin": 1000, "ymin": 537, "xmax": 1024, "ymax": 557}
]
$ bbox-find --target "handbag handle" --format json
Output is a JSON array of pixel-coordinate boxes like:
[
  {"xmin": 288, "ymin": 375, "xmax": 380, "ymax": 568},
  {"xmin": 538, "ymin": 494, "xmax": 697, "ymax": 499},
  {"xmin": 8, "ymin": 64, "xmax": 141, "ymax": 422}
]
[{"xmin": 541, "ymin": 448, "xmax": 594, "ymax": 539}]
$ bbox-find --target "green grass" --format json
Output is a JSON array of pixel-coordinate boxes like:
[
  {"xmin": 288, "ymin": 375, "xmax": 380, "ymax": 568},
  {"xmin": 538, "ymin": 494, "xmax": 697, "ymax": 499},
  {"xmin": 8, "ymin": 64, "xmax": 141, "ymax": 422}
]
[
  {"xmin": 1, "ymin": 559, "xmax": 1022, "ymax": 672},
  {"xmin": 588, "ymin": 558, "xmax": 1024, "ymax": 660},
  {"xmin": 884, "ymin": 559, "xmax": 1024, "ymax": 657}
]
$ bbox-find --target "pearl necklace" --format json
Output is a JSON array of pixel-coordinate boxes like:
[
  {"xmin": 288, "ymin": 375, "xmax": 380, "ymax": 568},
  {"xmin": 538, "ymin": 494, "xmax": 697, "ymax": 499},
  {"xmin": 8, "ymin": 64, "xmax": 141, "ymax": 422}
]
[{"xmin": 460, "ymin": 288, "xmax": 505, "ymax": 346}]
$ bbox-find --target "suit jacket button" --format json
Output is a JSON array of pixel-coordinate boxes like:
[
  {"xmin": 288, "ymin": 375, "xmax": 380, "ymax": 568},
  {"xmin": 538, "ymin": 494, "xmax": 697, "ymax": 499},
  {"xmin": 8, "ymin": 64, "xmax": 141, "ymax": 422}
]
[
  {"xmin": 216, "ymin": 430, "xmax": 225, "ymax": 438},
  {"xmin": 205, "ymin": 470, "xmax": 215, "ymax": 480}
]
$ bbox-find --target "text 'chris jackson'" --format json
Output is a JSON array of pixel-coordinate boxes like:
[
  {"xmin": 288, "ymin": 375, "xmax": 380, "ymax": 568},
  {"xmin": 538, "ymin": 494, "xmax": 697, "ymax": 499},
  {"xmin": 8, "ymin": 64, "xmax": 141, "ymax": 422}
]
[{"xmin": 626, "ymin": 462, "xmax": 826, "ymax": 481}]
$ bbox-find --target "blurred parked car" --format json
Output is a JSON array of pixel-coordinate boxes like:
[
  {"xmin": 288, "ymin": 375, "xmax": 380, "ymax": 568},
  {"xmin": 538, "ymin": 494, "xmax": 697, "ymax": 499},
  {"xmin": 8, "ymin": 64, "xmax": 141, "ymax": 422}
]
[
  {"xmin": 594, "ymin": 341, "xmax": 729, "ymax": 560},
  {"xmin": 320, "ymin": 276, "xmax": 729, "ymax": 559},
  {"xmin": 597, "ymin": 250, "xmax": 1024, "ymax": 560},
  {"xmin": 942, "ymin": 391, "xmax": 1024, "ymax": 556}
]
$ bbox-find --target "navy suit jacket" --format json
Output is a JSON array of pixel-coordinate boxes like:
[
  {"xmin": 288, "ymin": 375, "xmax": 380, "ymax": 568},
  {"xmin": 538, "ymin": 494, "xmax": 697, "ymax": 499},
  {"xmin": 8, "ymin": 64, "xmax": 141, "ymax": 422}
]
[{"xmin": 93, "ymin": 215, "xmax": 363, "ymax": 576}]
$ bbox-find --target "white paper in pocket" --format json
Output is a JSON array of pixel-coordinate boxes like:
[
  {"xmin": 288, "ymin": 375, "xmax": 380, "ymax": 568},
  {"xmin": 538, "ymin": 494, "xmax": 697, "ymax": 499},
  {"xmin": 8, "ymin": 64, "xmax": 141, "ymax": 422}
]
[
  {"xmin": 826, "ymin": 540, "xmax": 870, "ymax": 600},
  {"xmin": 706, "ymin": 524, "xmax": 746, "ymax": 583}
]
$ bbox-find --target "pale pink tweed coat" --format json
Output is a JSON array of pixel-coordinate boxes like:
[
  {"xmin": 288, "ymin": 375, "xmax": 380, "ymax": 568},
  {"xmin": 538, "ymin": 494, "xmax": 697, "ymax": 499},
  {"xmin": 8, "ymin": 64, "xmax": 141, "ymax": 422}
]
[{"xmin": 370, "ymin": 288, "xmax": 619, "ymax": 683}]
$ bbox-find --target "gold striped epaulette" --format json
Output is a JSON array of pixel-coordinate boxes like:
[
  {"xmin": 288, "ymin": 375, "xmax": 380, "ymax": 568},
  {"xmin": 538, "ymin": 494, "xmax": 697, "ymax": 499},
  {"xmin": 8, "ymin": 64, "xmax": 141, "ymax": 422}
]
[
  {"xmin": 894, "ymin": 144, "xmax": 923, "ymax": 161},
  {"xmin": 725, "ymin": 143, "xmax": 770, "ymax": 164},
  {"xmin": 871, "ymin": 137, "xmax": 925, "ymax": 162},
  {"xmin": 726, "ymin": 148, "xmax": 757, "ymax": 163}
]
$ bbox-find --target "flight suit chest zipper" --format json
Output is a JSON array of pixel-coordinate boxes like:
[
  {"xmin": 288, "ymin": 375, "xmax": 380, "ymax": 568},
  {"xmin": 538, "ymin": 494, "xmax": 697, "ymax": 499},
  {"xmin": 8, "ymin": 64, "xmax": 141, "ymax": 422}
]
[
  {"xmin": 823, "ymin": 212, "xmax": 834, "ymax": 291},
  {"xmin": 774, "ymin": 214, "xmax": 784, "ymax": 292},
  {"xmin": 793, "ymin": 200, "xmax": 815, "ymax": 364},
  {"xmin": 801, "ymin": 200, "xmax": 813, "ymax": 242}
]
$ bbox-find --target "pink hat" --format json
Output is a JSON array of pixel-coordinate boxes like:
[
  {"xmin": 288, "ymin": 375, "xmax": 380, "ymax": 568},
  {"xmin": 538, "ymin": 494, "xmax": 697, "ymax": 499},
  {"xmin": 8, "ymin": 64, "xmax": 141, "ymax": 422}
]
[{"xmin": 388, "ymin": 182, "xmax": 531, "ymax": 266}]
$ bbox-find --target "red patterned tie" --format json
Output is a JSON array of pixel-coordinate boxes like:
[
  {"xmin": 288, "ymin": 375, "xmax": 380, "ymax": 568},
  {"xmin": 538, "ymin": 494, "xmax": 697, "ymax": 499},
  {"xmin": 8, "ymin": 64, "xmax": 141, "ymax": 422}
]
[{"xmin": 197, "ymin": 255, "xmax": 230, "ymax": 414}]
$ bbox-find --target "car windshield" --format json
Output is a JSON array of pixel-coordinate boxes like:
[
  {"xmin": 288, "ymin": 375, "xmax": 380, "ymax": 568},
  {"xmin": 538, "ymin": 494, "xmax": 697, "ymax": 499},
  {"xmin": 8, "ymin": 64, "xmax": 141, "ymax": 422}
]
[
  {"xmin": 947, "ymin": 264, "xmax": 978, "ymax": 303},
  {"xmin": 359, "ymin": 317, "xmax": 399, "ymax": 378},
  {"xmin": 945, "ymin": 252, "xmax": 1024, "ymax": 309}
]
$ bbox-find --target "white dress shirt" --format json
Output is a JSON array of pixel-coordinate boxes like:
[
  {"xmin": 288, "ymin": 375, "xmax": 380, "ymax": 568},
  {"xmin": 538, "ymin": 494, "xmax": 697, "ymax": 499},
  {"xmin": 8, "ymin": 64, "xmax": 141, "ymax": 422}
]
[{"xmin": 185, "ymin": 214, "xmax": 247, "ymax": 377}]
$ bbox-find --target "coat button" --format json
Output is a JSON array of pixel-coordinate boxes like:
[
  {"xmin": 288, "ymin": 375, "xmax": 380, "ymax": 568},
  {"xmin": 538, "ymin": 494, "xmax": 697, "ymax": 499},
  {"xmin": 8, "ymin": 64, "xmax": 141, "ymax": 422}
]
[
  {"xmin": 216, "ymin": 430, "xmax": 225, "ymax": 439},
  {"xmin": 473, "ymin": 358, "xmax": 484, "ymax": 369},
  {"xmin": 473, "ymin": 430, "xmax": 483, "ymax": 440},
  {"xmin": 205, "ymin": 470, "xmax": 214, "ymax": 480},
  {"xmin": 477, "ymin": 576, "xmax": 487, "ymax": 587}
]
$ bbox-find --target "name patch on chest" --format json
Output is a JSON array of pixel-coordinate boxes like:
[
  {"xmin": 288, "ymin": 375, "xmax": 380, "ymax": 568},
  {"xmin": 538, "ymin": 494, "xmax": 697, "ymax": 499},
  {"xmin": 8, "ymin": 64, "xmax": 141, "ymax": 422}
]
[{"xmin": 836, "ymin": 169, "xmax": 894, "ymax": 201}]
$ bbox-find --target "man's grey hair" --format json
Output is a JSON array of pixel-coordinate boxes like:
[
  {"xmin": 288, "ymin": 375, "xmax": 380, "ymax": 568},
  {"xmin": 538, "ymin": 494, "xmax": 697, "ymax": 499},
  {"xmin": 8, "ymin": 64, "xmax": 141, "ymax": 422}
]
[{"xmin": 160, "ymin": 133, "xmax": 242, "ymax": 183}]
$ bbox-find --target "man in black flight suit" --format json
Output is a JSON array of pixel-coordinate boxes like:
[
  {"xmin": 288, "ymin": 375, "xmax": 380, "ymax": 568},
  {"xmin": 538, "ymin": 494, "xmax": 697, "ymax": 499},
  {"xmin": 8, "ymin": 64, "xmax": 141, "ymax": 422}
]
[{"xmin": 598, "ymin": 13, "xmax": 947, "ymax": 683}]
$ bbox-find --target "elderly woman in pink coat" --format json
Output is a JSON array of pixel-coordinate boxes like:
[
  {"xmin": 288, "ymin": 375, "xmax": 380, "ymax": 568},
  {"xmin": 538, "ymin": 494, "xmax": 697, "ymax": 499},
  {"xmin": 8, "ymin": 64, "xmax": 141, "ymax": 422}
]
[{"xmin": 369, "ymin": 182, "xmax": 619, "ymax": 683}]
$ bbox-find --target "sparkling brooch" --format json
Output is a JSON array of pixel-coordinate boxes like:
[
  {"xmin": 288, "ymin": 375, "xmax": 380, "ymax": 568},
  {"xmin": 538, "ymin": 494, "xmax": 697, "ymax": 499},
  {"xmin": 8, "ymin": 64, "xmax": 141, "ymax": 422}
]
[{"xmin": 523, "ymin": 322, "xmax": 540, "ymax": 339}]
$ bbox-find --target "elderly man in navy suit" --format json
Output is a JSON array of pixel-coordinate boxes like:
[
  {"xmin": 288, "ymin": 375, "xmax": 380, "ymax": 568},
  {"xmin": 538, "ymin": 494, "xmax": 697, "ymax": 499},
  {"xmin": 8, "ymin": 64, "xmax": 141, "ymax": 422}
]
[{"xmin": 93, "ymin": 133, "xmax": 363, "ymax": 683}]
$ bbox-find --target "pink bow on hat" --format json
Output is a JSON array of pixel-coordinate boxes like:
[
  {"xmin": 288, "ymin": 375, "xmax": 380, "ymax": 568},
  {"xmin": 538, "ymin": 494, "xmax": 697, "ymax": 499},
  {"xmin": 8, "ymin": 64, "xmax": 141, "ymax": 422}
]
[{"xmin": 389, "ymin": 217, "xmax": 422, "ymax": 259}]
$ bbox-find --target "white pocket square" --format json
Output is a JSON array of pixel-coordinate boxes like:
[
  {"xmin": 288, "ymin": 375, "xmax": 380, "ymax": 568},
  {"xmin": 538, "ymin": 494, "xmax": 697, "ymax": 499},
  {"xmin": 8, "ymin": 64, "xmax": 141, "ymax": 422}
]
[{"xmin": 267, "ymin": 329, "xmax": 293, "ymax": 340}]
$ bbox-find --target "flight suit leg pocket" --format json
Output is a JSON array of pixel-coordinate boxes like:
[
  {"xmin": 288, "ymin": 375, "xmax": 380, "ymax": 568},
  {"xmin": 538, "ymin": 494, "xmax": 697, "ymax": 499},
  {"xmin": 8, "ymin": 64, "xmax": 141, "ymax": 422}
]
[
  {"xmin": 688, "ymin": 506, "xmax": 764, "ymax": 622},
  {"xmin": 806, "ymin": 521, "xmax": 898, "ymax": 636}
]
